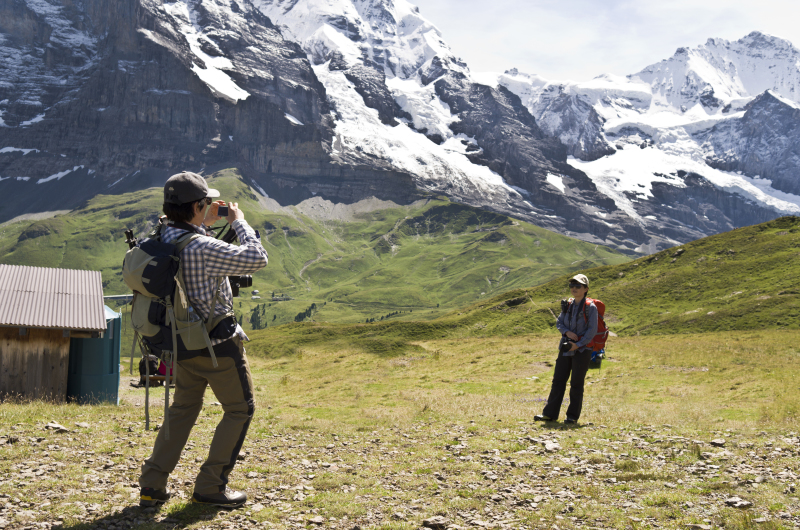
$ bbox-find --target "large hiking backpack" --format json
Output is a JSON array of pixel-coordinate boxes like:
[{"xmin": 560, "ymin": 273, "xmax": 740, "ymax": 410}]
[
  {"xmin": 566, "ymin": 297, "xmax": 610, "ymax": 369},
  {"xmin": 122, "ymin": 221, "xmax": 233, "ymax": 438}
]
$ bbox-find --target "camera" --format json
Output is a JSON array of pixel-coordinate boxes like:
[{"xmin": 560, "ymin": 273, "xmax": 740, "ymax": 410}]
[
  {"xmin": 228, "ymin": 275, "xmax": 252, "ymax": 297},
  {"xmin": 560, "ymin": 299, "xmax": 570, "ymax": 313},
  {"xmin": 558, "ymin": 334, "xmax": 574, "ymax": 354},
  {"xmin": 218, "ymin": 205, "xmax": 229, "ymax": 217}
]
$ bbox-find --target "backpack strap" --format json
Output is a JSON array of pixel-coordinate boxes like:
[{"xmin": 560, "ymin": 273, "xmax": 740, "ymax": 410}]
[
  {"xmin": 173, "ymin": 231, "xmax": 220, "ymax": 368},
  {"xmin": 201, "ymin": 278, "xmax": 228, "ymax": 369}
]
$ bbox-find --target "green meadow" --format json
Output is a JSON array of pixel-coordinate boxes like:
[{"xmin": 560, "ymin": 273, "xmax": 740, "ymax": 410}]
[{"xmin": 2, "ymin": 173, "xmax": 800, "ymax": 529}]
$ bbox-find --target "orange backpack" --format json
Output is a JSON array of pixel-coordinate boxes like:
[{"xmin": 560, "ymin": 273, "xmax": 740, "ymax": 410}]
[{"xmin": 569, "ymin": 297, "xmax": 609, "ymax": 352}]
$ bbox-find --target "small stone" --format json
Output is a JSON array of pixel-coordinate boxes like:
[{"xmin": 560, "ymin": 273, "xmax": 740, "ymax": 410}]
[
  {"xmin": 664, "ymin": 482, "xmax": 677, "ymax": 488},
  {"xmin": 237, "ymin": 452, "xmax": 246, "ymax": 461},
  {"xmin": 725, "ymin": 497, "xmax": 752, "ymax": 508},
  {"xmin": 246, "ymin": 471, "xmax": 258, "ymax": 479},
  {"xmin": 75, "ymin": 422, "xmax": 90, "ymax": 429},
  {"xmin": 308, "ymin": 515, "xmax": 325, "ymax": 525},
  {"xmin": 392, "ymin": 512, "xmax": 406, "ymax": 520},
  {"xmin": 251, "ymin": 504, "xmax": 264, "ymax": 512},
  {"xmin": 422, "ymin": 516, "xmax": 451, "ymax": 530},
  {"xmin": 755, "ymin": 476, "xmax": 767, "ymax": 483},
  {"xmin": 710, "ymin": 439, "xmax": 726, "ymax": 447},
  {"xmin": 685, "ymin": 525, "xmax": 711, "ymax": 530},
  {"xmin": 754, "ymin": 518, "xmax": 768, "ymax": 524},
  {"xmin": 44, "ymin": 422, "xmax": 69, "ymax": 433},
  {"xmin": 544, "ymin": 441, "xmax": 561, "ymax": 453}
]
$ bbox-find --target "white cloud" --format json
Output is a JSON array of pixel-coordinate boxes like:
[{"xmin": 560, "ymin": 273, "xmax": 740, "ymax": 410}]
[{"xmin": 412, "ymin": 0, "xmax": 800, "ymax": 80}]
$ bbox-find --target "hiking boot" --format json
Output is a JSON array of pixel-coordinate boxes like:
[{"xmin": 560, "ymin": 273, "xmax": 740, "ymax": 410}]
[
  {"xmin": 564, "ymin": 417, "xmax": 578, "ymax": 424},
  {"xmin": 192, "ymin": 488, "xmax": 247, "ymax": 508},
  {"xmin": 140, "ymin": 488, "xmax": 171, "ymax": 507},
  {"xmin": 533, "ymin": 415, "xmax": 553, "ymax": 422}
]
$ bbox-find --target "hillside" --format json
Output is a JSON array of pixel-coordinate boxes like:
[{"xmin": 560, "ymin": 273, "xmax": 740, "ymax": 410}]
[
  {"xmin": 244, "ymin": 215, "xmax": 800, "ymax": 358},
  {"xmin": 0, "ymin": 169, "xmax": 628, "ymax": 328}
]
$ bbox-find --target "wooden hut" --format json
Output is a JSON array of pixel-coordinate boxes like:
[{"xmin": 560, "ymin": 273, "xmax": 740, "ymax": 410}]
[{"xmin": 0, "ymin": 264, "xmax": 106, "ymax": 402}]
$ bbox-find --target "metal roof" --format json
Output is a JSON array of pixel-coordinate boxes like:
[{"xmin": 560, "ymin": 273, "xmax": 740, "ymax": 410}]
[{"xmin": 0, "ymin": 264, "xmax": 107, "ymax": 331}]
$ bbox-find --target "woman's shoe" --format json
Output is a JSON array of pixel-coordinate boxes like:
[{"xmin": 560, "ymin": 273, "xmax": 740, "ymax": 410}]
[{"xmin": 533, "ymin": 415, "xmax": 552, "ymax": 421}]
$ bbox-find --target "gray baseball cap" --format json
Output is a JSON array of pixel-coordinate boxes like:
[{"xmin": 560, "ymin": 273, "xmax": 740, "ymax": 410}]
[{"xmin": 163, "ymin": 171, "xmax": 220, "ymax": 205}]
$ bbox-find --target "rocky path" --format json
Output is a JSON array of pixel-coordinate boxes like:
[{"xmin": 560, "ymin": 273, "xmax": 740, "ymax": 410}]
[{"xmin": 1, "ymin": 409, "xmax": 799, "ymax": 530}]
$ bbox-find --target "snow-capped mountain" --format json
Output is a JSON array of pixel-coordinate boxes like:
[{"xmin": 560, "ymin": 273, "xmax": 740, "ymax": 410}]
[
  {"xmin": 0, "ymin": 0, "xmax": 796, "ymax": 254},
  {"xmin": 490, "ymin": 32, "xmax": 800, "ymax": 246}
]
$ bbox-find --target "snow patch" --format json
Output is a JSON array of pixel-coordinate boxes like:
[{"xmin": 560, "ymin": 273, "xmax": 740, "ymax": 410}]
[
  {"xmin": 314, "ymin": 62, "xmax": 514, "ymax": 197},
  {"xmin": 569, "ymin": 149, "xmax": 800, "ymax": 219},
  {"xmin": 162, "ymin": 2, "xmax": 250, "ymax": 102},
  {"xmin": 251, "ymin": 181, "xmax": 269, "ymax": 197},
  {"xmin": 20, "ymin": 114, "xmax": 45, "ymax": 126},
  {"xmin": 284, "ymin": 113, "xmax": 304, "ymax": 126},
  {"xmin": 37, "ymin": 165, "xmax": 84, "ymax": 184},
  {"xmin": 545, "ymin": 173, "xmax": 566, "ymax": 193},
  {"xmin": 108, "ymin": 176, "xmax": 125, "ymax": 188},
  {"xmin": 0, "ymin": 147, "xmax": 39, "ymax": 155},
  {"xmin": 387, "ymin": 76, "xmax": 457, "ymax": 140}
]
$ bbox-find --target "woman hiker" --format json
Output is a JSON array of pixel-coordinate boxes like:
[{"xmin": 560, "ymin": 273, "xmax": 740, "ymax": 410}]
[{"xmin": 534, "ymin": 274, "xmax": 598, "ymax": 424}]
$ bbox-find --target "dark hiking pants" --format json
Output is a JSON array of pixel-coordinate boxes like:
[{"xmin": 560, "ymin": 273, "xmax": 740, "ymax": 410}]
[
  {"xmin": 542, "ymin": 349, "xmax": 591, "ymax": 421},
  {"xmin": 139, "ymin": 336, "xmax": 255, "ymax": 494}
]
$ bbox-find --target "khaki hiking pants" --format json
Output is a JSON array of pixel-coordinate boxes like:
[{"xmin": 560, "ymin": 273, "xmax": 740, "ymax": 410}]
[{"xmin": 139, "ymin": 337, "xmax": 255, "ymax": 495}]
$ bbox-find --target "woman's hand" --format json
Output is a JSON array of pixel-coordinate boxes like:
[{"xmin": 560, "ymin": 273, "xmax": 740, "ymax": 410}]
[
  {"xmin": 566, "ymin": 331, "xmax": 579, "ymax": 341},
  {"xmin": 203, "ymin": 201, "xmax": 225, "ymax": 226}
]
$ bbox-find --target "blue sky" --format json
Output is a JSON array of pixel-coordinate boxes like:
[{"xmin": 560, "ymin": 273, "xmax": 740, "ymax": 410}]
[{"xmin": 412, "ymin": 0, "xmax": 800, "ymax": 81}]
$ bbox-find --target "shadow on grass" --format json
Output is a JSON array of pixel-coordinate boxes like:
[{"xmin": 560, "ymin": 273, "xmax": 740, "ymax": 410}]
[
  {"xmin": 55, "ymin": 502, "xmax": 226, "ymax": 530},
  {"xmin": 536, "ymin": 421, "xmax": 586, "ymax": 431}
]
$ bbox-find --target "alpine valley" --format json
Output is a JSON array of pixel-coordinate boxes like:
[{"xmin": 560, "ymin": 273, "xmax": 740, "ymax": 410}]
[{"xmin": 1, "ymin": 0, "xmax": 799, "ymax": 254}]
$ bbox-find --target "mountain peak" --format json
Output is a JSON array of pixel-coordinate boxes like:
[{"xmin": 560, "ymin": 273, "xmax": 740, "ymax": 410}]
[
  {"xmin": 738, "ymin": 30, "xmax": 796, "ymax": 50},
  {"xmin": 631, "ymin": 31, "xmax": 800, "ymax": 109}
]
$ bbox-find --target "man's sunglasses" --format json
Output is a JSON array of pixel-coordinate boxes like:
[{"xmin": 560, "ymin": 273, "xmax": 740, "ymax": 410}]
[{"xmin": 569, "ymin": 283, "xmax": 586, "ymax": 288}]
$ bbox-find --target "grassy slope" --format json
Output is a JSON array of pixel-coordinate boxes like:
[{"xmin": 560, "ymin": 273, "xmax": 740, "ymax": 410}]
[
  {"xmin": 3, "ymin": 332, "xmax": 800, "ymax": 530},
  {"xmin": 243, "ymin": 215, "xmax": 800, "ymax": 359},
  {"xmin": 0, "ymin": 168, "xmax": 628, "ymax": 330}
]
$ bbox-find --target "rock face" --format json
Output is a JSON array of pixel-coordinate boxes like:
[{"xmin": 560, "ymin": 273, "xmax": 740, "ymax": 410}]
[
  {"xmin": 0, "ymin": 3, "xmax": 796, "ymax": 254},
  {"xmin": 699, "ymin": 91, "xmax": 800, "ymax": 196},
  {"xmin": 0, "ymin": 0, "xmax": 422, "ymax": 222}
]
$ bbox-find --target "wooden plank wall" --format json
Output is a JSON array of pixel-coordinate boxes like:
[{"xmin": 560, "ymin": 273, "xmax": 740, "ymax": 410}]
[{"xmin": 0, "ymin": 328, "xmax": 71, "ymax": 403}]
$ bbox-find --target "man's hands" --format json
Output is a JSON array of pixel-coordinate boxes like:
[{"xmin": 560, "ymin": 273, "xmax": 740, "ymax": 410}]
[
  {"xmin": 226, "ymin": 202, "xmax": 245, "ymax": 224},
  {"xmin": 203, "ymin": 200, "xmax": 245, "ymax": 226},
  {"xmin": 203, "ymin": 200, "xmax": 224, "ymax": 226}
]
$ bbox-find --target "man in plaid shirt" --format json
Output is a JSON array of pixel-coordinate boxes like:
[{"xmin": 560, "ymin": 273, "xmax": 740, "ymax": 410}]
[{"xmin": 139, "ymin": 172, "xmax": 268, "ymax": 509}]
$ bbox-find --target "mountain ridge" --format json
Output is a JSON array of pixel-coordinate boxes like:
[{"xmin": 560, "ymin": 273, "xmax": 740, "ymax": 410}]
[{"xmin": 1, "ymin": 1, "xmax": 798, "ymax": 255}]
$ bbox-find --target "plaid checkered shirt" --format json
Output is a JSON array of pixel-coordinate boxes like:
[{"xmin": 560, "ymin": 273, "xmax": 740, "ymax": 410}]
[{"xmin": 161, "ymin": 220, "xmax": 268, "ymax": 346}]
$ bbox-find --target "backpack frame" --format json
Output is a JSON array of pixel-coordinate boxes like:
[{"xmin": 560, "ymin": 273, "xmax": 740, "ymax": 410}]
[{"xmin": 122, "ymin": 222, "xmax": 234, "ymax": 438}]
